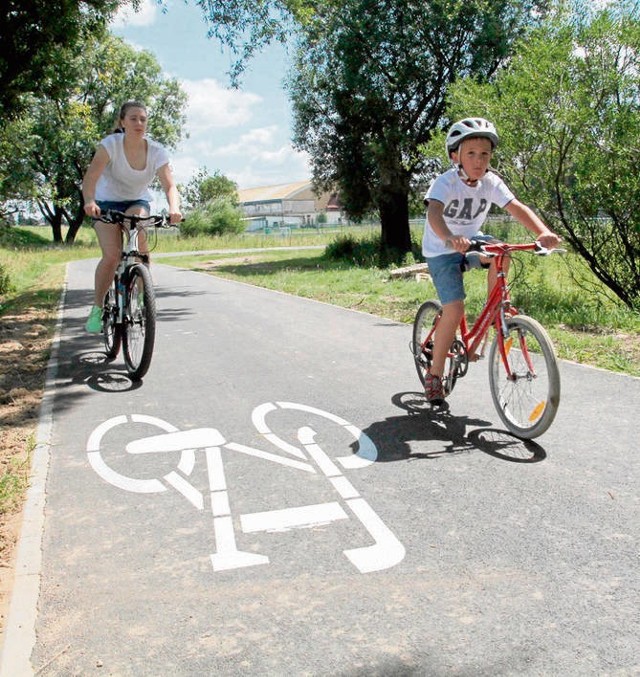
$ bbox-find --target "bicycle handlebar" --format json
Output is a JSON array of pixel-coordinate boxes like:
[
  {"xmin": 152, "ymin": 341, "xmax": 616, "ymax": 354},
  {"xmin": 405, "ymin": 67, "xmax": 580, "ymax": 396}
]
[
  {"xmin": 98, "ymin": 209, "xmax": 176, "ymax": 228},
  {"xmin": 466, "ymin": 238, "xmax": 565, "ymax": 257}
]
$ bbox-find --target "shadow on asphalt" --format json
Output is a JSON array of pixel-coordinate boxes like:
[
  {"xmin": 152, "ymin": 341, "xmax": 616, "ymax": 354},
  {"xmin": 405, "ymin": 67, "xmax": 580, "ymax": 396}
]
[{"xmin": 360, "ymin": 391, "xmax": 546, "ymax": 465}]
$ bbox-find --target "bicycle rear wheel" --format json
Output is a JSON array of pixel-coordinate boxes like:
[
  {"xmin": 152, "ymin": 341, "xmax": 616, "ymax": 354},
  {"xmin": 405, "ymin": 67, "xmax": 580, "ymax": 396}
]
[
  {"xmin": 412, "ymin": 300, "xmax": 441, "ymax": 386},
  {"xmin": 123, "ymin": 264, "xmax": 156, "ymax": 380},
  {"xmin": 102, "ymin": 279, "xmax": 121, "ymax": 359},
  {"xmin": 488, "ymin": 314, "xmax": 560, "ymax": 439}
]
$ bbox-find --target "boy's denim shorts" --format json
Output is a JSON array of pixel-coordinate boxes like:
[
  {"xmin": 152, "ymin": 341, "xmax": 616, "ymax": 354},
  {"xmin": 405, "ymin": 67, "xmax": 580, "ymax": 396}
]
[
  {"xmin": 96, "ymin": 199, "xmax": 151, "ymax": 214},
  {"xmin": 426, "ymin": 236, "xmax": 495, "ymax": 305}
]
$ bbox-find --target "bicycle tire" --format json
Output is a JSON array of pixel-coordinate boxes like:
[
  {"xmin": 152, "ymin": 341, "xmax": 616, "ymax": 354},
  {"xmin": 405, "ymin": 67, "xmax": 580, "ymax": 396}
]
[
  {"xmin": 412, "ymin": 300, "xmax": 441, "ymax": 386},
  {"xmin": 122, "ymin": 264, "xmax": 156, "ymax": 380},
  {"xmin": 488, "ymin": 314, "xmax": 560, "ymax": 439},
  {"xmin": 102, "ymin": 279, "xmax": 122, "ymax": 359}
]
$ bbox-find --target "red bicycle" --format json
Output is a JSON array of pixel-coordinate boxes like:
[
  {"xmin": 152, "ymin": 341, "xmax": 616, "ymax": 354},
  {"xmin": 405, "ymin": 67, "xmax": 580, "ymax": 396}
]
[{"xmin": 412, "ymin": 239, "xmax": 562, "ymax": 439}]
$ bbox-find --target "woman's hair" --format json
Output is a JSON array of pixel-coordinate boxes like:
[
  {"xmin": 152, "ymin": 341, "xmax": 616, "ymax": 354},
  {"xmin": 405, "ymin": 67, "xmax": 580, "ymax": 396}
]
[{"xmin": 112, "ymin": 101, "xmax": 148, "ymax": 133}]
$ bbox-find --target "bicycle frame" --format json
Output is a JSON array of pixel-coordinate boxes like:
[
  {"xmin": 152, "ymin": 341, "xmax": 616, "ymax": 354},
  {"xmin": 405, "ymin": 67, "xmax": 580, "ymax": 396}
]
[
  {"xmin": 113, "ymin": 219, "xmax": 146, "ymax": 325},
  {"xmin": 451, "ymin": 242, "xmax": 542, "ymax": 375}
]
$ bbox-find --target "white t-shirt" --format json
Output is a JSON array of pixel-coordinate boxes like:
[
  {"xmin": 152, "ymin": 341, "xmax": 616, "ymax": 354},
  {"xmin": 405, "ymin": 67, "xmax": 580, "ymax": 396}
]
[
  {"xmin": 422, "ymin": 168, "xmax": 515, "ymax": 257},
  {"xmin": 95, "ymin": 133, "xmax": 170, "ymax": 202}
]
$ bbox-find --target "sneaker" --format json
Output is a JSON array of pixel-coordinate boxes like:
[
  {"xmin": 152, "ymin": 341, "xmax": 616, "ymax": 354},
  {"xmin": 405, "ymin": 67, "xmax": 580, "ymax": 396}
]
[
  {"xmin": 424, "ymin": 372, "xmax": 445, "ymax": 404},
  {"xmin": 85, "ymin": 305, "xmax": 102, "ymax": 333}
]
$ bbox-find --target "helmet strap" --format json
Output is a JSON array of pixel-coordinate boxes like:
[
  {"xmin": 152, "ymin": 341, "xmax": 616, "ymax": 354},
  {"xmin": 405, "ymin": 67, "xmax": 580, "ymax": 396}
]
[{"xmin": 457, "ymin": 163, "xmax": 479, "ymax": 186}]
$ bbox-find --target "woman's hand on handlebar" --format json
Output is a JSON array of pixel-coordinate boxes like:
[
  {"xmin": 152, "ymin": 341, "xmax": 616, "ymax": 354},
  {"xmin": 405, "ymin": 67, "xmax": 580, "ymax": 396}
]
[
  {"xmin": 169, "ymin": 210, "xmax": 182, "ymax": 225},
  {"xmin": 84, "ymin": 201, "xmax": 101, "ymax": 218}
]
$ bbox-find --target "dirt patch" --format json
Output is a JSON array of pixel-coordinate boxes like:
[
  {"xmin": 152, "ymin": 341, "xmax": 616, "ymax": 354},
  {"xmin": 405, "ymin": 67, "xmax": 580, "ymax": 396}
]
[{"xmin": 0, "ymin": 306, "xmax": 56, "ymax": 643}]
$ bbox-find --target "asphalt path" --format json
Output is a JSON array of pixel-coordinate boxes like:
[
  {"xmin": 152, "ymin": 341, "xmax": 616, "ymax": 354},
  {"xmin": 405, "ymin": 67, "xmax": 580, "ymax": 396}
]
[{"xmin": 2, "ymin": 258, "xmax": 639, "ymax": 676}]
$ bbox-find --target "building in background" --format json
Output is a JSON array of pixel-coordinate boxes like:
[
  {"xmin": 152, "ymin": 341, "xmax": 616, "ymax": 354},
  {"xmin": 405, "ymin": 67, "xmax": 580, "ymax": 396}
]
[{"xmin": 238, "ymin": 181, "xmax": 343, "ymax": 230}]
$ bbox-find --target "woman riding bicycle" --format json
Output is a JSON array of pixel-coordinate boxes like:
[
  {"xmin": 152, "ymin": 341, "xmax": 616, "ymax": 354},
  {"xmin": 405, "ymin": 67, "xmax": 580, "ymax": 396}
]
[
  {"xmin": 82, "ymin": 100, "xmax": 182, "ymax": 333},
  {"xmin": 422, "ymin": 117, "xmax": 560, "ymax": 403}
]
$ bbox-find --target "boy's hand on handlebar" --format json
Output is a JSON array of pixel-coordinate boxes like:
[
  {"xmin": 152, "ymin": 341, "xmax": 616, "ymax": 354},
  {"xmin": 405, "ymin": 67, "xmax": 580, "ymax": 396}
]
[
  {"xmin": 169, "ymin": 211, "xmax": 182, "ymax": 225},
  {"xmin": 445, "ymin": 235, "xmax": 471, "ymax": 253},
  {"xmin": 537, "ymin": 232, "xmax": 561, "ymax": 250}
]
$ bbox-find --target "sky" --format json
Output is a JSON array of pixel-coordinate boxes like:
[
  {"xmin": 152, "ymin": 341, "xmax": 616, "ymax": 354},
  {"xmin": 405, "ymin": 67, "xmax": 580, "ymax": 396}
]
[{"xmin": 111, "ymin": 0, "xmax": 310, "ymax": 190}]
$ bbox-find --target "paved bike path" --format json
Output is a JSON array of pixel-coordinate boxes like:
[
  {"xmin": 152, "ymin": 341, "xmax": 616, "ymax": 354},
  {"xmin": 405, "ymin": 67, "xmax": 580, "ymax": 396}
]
[{"xmin": 2, "ymin": 258, "xmax": 639, "ymax": 676}]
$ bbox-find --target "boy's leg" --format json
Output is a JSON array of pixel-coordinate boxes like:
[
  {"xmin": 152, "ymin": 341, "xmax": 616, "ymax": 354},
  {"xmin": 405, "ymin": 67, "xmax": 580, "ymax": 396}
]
[
  {"xmin": 425, "ymin": 252, "xmax": 466, "ymax": 399},
  {"xmin": 430, "ymin": 300, "xmax": 464, "ymax": 378}
]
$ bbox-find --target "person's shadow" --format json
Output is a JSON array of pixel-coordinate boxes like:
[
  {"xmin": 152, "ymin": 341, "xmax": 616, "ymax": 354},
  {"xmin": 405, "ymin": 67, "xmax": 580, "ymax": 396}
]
[{"xmin": 359, "ymin": 392, "xmax": 546, "ymax": 464}]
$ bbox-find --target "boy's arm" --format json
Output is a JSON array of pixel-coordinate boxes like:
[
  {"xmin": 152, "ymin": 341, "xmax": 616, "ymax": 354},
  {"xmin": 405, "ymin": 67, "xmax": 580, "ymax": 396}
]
[
  {"xmin": 505, "ymin": 199, "xmax": 560, "ymax": 248},
  {"xmin": 427, "ymin": 199, "xmax": 469, "ymax": 252}
]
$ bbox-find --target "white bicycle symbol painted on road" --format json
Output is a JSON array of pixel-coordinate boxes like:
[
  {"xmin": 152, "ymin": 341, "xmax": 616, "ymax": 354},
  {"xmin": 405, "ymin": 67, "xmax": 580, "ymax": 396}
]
[{"xmin": 87, "ymin": 401, "xmax": 405, "ymax": 574}]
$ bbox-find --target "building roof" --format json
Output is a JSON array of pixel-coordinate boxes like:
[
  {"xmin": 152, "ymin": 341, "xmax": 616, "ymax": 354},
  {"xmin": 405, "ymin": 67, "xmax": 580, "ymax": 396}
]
[{"xmin": 237, "ymin": 180, "xmax": 312, "ymax": 204}]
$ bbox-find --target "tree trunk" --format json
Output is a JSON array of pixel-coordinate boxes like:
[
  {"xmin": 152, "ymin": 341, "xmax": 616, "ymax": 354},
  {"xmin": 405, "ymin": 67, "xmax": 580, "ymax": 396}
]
[
  {"xmin": 378, "ymin": 187, "xmax": 412, "ymax": 254},
  {"xmin": 65, "ymin": 203, "xmax": 85, "ymax": 244},
  {"xmin": 37, "ymin": 201, "xmax": 63, "ymax": 242}
]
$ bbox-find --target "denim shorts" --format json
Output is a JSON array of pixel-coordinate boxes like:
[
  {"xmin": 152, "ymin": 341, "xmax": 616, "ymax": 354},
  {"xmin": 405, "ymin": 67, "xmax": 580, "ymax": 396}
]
[
  {"xmin": 96, "ymin": 199, "xmax": 151, "ymax": 214},
  {"xmin": 426, "ymin": 236, "xmax": 495, "ymax": 305}
]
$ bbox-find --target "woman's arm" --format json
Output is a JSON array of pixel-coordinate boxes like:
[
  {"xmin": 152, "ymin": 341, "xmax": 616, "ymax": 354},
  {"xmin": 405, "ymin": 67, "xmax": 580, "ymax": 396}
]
[
  {"xmin": 82, "ymin": 146, "xmax": 110, "ymax": 217},
  {"xmin": 157, "ymin": 163, "xmax": 182, "ymax": 224}
]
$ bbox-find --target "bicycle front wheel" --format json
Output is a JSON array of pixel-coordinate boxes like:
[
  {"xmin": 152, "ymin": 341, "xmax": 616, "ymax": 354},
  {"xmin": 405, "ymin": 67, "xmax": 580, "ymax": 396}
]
[
  {"xmin": 123, "ymin": 264, "xmax": 156, "ymax": 380},
  {"xmin": 488, "ymin": 315, "xmax": 560, "ymax": 439},
  {"xmin": 102, "ymin": 279, "xmax": 121, "ymax": 359}
]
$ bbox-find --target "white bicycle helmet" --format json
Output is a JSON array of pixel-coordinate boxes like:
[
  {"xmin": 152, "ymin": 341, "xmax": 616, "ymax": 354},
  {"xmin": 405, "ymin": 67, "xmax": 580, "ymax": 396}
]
[{"xmin": 445, "ymin": 117, "xmax": 499, "ymax": 155}]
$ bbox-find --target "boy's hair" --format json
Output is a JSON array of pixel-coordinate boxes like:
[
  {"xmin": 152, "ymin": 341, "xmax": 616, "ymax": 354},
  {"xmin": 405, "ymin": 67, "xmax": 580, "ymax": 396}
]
[{"xmin": 446, "ymin": 118, "xmax": 499, "ymax": 157}]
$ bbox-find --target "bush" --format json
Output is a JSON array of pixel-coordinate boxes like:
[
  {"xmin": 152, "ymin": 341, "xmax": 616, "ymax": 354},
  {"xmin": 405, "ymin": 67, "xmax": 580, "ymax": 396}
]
[
  {"xmin": 180, "ymin": 198, "xmax": 245, "ymax": 238},
  {"xmin": 324, "ymin": 233, "xmax": 422, "ymax": 268}
]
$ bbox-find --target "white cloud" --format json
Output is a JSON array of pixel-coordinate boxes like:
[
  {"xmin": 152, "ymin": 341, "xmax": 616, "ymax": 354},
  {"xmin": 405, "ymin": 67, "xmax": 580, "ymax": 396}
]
[
  {"xmin": 111, "ymin": 0, "xmax": 158, "ymax": 27},
  {"xmin": 168, "ymin": 80, "xmax": 309, "ymax": 188},
  {"xmin": 181, "ymin": 79, "xmax": 262, "ymax": 131}
]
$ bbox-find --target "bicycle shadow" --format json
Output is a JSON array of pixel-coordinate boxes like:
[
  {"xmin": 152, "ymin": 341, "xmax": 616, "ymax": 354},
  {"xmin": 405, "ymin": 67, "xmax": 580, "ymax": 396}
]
[
  {"xmin": 359, "ymin": 391, "xmax": 546, "ymax": 464},
  {"xmin": 75, "ymin": 351, "xmax": 144, "ymax": 392}
]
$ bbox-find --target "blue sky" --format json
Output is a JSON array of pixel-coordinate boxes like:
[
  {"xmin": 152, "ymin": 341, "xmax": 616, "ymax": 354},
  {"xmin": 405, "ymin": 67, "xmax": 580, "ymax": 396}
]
[{"xmin": 111, "ymin": 0, "xmax": 310, "ymax": 189}]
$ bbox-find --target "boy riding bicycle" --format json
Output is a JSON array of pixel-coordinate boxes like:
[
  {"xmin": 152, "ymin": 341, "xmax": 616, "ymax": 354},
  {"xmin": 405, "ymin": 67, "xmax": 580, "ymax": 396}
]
[{"xmin": 422, "ymin": 117, "xmax": 560, "ymax": 404}]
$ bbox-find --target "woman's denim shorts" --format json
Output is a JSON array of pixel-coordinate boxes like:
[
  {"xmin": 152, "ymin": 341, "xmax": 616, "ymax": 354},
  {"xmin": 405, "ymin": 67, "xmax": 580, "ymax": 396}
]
[{"xmin": 96, "ymin": 199, "xmax": 151, "ymax": 214}]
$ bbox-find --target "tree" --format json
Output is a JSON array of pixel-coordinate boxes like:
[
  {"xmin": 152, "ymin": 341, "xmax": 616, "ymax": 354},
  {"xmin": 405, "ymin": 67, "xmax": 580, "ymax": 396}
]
[
  {"xmin": 0, "ymin": 0, "xmax": 133, "ymax": 119},
  {"xmin": 287, "ymin": 0, "xmax": 549, "ymax": 257},
  {"xmin": 447, "ymin": 3, "xmax": 640, "ymax": 309},
  {"xmin": 181, "ymin": 168, "xmax": 239, "ymax": 211},
  {"xmin": 0, "ymin": 34, "xmax": 187, "ymax": 243}
]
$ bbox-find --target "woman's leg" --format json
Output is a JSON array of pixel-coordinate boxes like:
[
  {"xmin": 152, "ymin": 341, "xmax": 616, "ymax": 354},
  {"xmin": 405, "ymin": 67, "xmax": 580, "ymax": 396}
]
[
  {"xmin": 92, "ymin": 220, "xmax": 122, "ymax": 307},
  {"xmin": 124, "ymin": 204, "xmax": 150, "ymax": 258}
]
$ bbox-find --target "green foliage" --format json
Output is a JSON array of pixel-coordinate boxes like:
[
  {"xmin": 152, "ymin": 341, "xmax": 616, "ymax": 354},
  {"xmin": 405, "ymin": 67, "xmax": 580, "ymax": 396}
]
[
  {"xmin": 181, "ymin": 168, "xmax": 239, "ymax": 211},
  {"xmin": 0, "ymin": 0, "xmax": 124, "ymax": 119},
  {"xmin": 446, "ymin": 3, "xmax": 640, "ymax": 310},
  {"xmin": 180, "ymin": 198, "xmax": 245, "ymax": 238}
]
